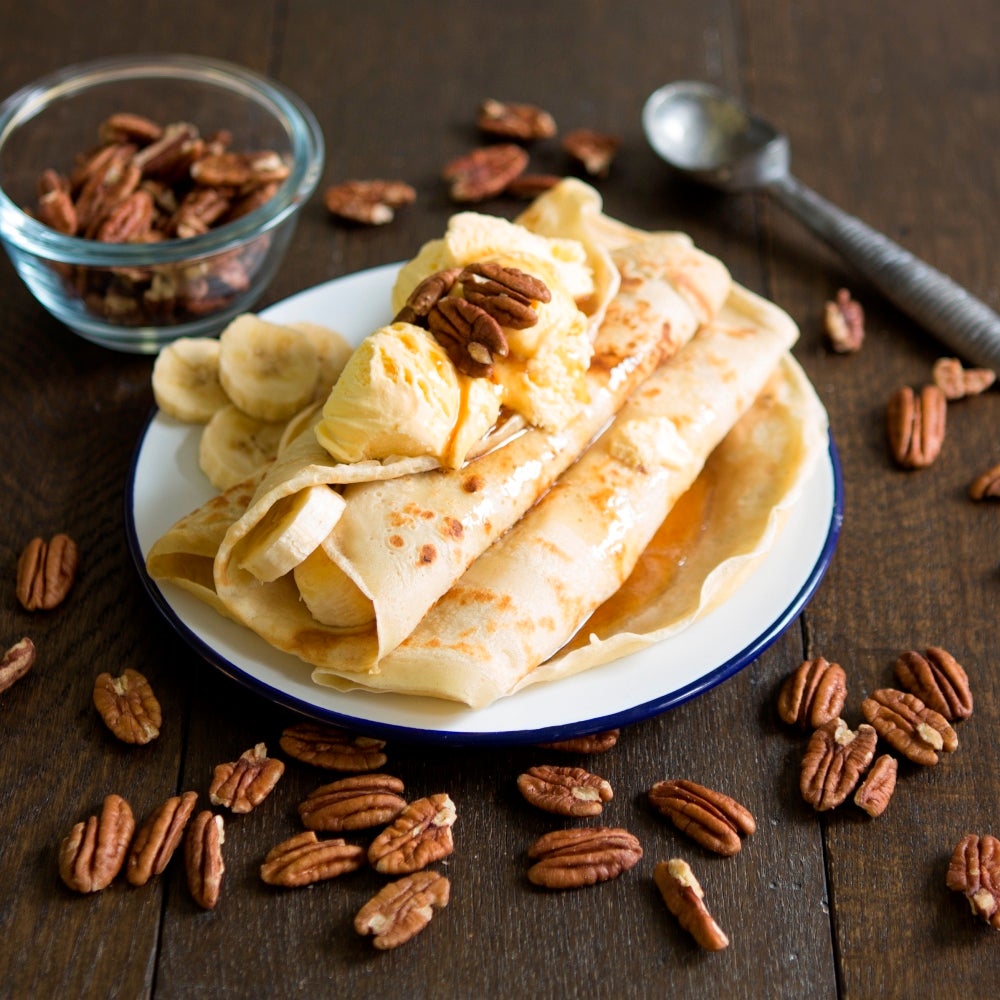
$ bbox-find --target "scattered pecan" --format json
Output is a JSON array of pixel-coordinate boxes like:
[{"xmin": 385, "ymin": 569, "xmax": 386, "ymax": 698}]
[
  {"xmin": 648, "ymin": 779, "xmax": 756, "ymax": 856},
  {"xmin": 185, "ymin": 810, "xmax": 225, "ymax": 910},
  {"xmin": 367, "ymin": 794, "xmax": 457, "ymax": 874},
  {"xmin": 209, "ymin": 743, "xmax": 285, "ymax": 813},
  {"xmin": 853, "ymin": 754, "xmax": 898, "ymax": 818},
  {"xmin": 946, "ymin": 833, "xmax": 1000, "ymax": 929},
  {"xmin": 428, "ymin": 295, "xmax": 509, "ymax": 377},
  {"xmin": 969, "ymin": 462, "xmax": 1000, "ymax": 501},
  {"xmin": 654, "ymin": 858, "xmax": 729, "ymax": 951},
  {"xmin": 536, "ymin": 729, "xmax": 620, "ymax": 754},
  {"xmin": 260, "ymin": 831, "xmax": 366, "ymax": 887},
  {"xmin": 278, "ymin": 722, "xmax": 387, "ymax": 771},
  {"xmin": 823, "ymin": 288, "xmax": 865, "ymax": 353},
  {"xmin": 931, "ymin": 357, "xmax": 996, "ymax": 400},
  {"xmin": 517, "ymin": 765, "xmax": 613, "ymax": 817},
  {"xmin": 92, "ymin": 668, "xmax": 162, "ymax": 745},
  {"xmin": 893, "ymin": 647, "xmax": 973, "ymax": 721},
  {"xmin": 799, "ymin": 718, "xmax": 878, "ymax": 811},
  {"xmin": 126, "ymin": 791, "xmax": 198, "ymax": 886},
  {"xmin": 16, "ymin": 533, "xmax": 79, "ymax": 611},
  {"xmin": 460, "ymin": 261, "xmax": 551, "ymax": 329},
  {"xmin": 298, "ymin": 773, "xmax": 407, "ymax": 832},
  {"xmin": 323, "ymin": 179, "xmax": 416, "ymax": 225},
  {"xmin": 0, "ymin": 637, "xmax": 36, "ymax": 695},
  {"xmin": 526, "ymin": 827, "xmax": 642, "ymax": 889},
  {"xmin": 58, "ymin": 794, "xmax": 135, "ymax": 893},
  {"xmin": 442, "ymin": 143, "xmax": 529, "ymax": 202},
  {"xmin": 355, "ymin": 870, "xmax": 451, "ymax": 950},
  {"xmin": 562, "ymin": 128, "xmax": 621, "ymax": 177},
  {"xmin": 776, "ymin": 656, "xmax": 848, "ymax": 730},
  {"xmin": 393, "ymin": 268, "xmax": 463, "ymax": 325},
  {"xmin": 860, "ymin": 688, "xmax": 958, "ymax": 766},
  {"xmin": 505, "ymin": 173, "xmax": 563, "ymax": 198},
  {"xmin": 885, "ymin": 384, "xmax": 946, "ymax": 469},
  {"xmin": 477, "ymin": 99, "xmax": 557, "ymax": 140}
]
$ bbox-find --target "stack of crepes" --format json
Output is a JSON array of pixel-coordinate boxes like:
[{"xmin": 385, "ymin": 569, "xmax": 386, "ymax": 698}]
[{"xmin": 146, "ymin": 179, "xmax": 828, "ymax": 709}]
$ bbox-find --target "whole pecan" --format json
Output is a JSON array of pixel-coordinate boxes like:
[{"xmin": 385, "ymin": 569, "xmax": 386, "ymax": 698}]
[
  {"xmin": 799, "ymin": 718, "xmax": 878, "ymax": 811},
  {"xmin": 209, "ymin": 743, "xmax": 285, "ymax": 813},
  {"xmin": 126, "ymin": 791, "xmax": 198, "ymax": 886},
  {"xmin": 648, "ymin": 779, "xmax": 756, "ymax": 856},
  {"xmin": 946, "ymin": 833, "xmax": 1000, "ymax": 929},
  {"xmin": 969, "ymin": 462, "xmax": 1000, "ymax": 501},
  {"xmin": 885, "ymin": 384, "xmax": 946, "ymax": 469},
  {"xmin": 654, "ymin": 858, "xmax": 729, "ymax": 951},
  {"xmin": 562, "ymin": 128, "xmax": 621, "ymax": 177},
  {"xmin": 893, "ymin": 647, "xmax": 973, "ymax": 721},
  {"xmin": 0, "ymin": 637, "xmax": 36, "ymax": 695},
  {"xmin": 535, "ymin": 729, "xmax": 620, "ymax": 754},
  {"xmin": 526, "ymin": 827, "xmax": 642, "ymax": 889},
  {"xmin": 860, "ymin": 688, "xmax": 958, "ymax": 766},
  {"xmin": 298, "ymin": 773, "xmax": 407, "ymax": 832},
  {"xmin": 260, "ymin": 831, "xmax": 366, "ymax": 887},
  {"xmin": 354, "ymin": 870, "xmax": 451, "ymax": 950},
  {"xmin": 59, "ymin": 794, "xmax": 135, "ymax": 893},
  {"xmin": 442, "ymin": 143, "xmax": 528, "ymax": 202},
  {"xmin": 279, "ymin": 722, "xmax": 387, "ymax": 771},
  {"xmin": 931, "ymin": 357, "xmax": 996, "ymax": 400},
  {"xmin": 93, "ymin": 668, "xmax": 162, "ymax": 744},
  {"xmin": 460, "ymin": 261, "xmax": 551, "ymax": 330},
  {"xmin": 393, "ymin": 268, "xmax": 462, "ymax": 325},
  {"xmin": 185, "ymin": 810, "xmax": 225, "ymax": 910},
  {"xmin": 776, "ymin": 656, "xmax": 848, "ymax": 731},
  {"xmin": 428, "ymin": 296, "xmax": 509, "ymax": 377},
  {"xmin": 16, "ymin": 533, "xmax": 79, "ymax": 611},
  {"xmin": 823, "ymin": 288, "xmax": 865, "ymax": 353},
  {"xmin": 367, "ymin": 794, "xmax": 457, "ymax": 874},
  {"xmin": 853, "ymin": 754, "xmax": 898, "ymax": 818},
  {"xmin": 517, "ymin": 765, "xmax": 613, "ymax": 817},
  {"xmin": 323, "ymin": 179, "xmax": 416, "ymax": 225},
  {"xmin": 477, "ymin": 99, "xmax": 557, "ymax": 141}
]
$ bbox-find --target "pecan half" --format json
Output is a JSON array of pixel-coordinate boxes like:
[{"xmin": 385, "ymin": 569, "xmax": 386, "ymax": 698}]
[
  {"xmin": 517, "ymin": 765, "xmax": 613, "ymax": 817},
  {"xmin": 0, "ymin": 637, "xmax": 36, "ymax": 695},
  {"xmin": 190, "ymin": 150, "xmax": 290, "ymax": 189},
  {"xmin": 59, "ymin": 794, "xmax": 135, "ymax": 893},
  {"xmin": 323, "ymin": 179, "xmax": 416, "ymax": 225},
  {"xmin": 853, "ymin": 754, "xmax": 898, "ymax": 818},
  {"xmin": 460, "ymin": 261, "xmax": 551, "ymax": 330},
  {"xmin": 823, "ymin": 288, "xmax": 865, "ymax": 353},
  {"xmin": 648, "ymin": 779, "xmax": 756, "ymax": 856},
  {"xmin": 886, "ymin": 384, "xmax": 946, "ymax": 469},
  {"xmin": 209, "ymin": 743, "xmax": 285, "ymax": 813},
  {"xmin": 279, "ymin": 722, "xmax": 387, "ymax": 771},
  {"xmin": 260, "ymin": 831, "xmax": 366, "ymax": 887},
  {"xmin": 428, "ymin": 296, "xmax": 508, "ymax": 377},
  {"xmin": 98, "ymin": 112, "xmax": 163, "ymax": 146},
  {"xmin": 893, "ymin": 647, "xmax": 973, "ymax": 721},
  {"xmin": 36, "ymin": 170, "xmax": 78, "ymax": 234},
  {"xmin": 535, "ymin": 729, "xmax": 620, "ymax": 754},
  {"xmin": 298, "ymin": 773, "xmax": 407, "ymax": 832},
  {"xmin": 777, "ymin": 656, "xmax": 848, "ymax": 731},
  {"xmin": 367, "ymin": 794, "xmax": 457, "ymax": 874},
  {"xmin": 393, "ymin": 268, "xmax": 463, "ymax": 325},
  {"xmin": 16, "ymin": 533, "xmax": 79, "ymax": 611},
  {"xmin": 562, "ymin": 128, "xmax": 621, "ymax": 177},
  {"xmin": 969, "ymin": 462, "xmax": 1000, "ymax": 501},
  {"xmin": 477, "ymin": 99, "xmax": 557, "ymax": 141},
  {"xmin": 946, "ymin": 833, "xmax": 1000, "ymax": 929},
  {"xmin": 654, "ymin": 858, "xmax": 729, "ymax": 951},
  {"xmin": 931, "ymin": 357, "xmax": 996, "ymax": 400},
  {"xmin": 95, "ymin": 188, "xmax": 155, "ymax": 243},
  {"xmin": 185, "ymin": 810, "xmax": 224, "ymax": 910},
  {"xmin": 799, "ymin": 718, "xmax": 878, "ymax": 811},
  {"xmin": 526, "ymin": 827, "xmax": 642, "ymax": 889},
  {"xmin": 442, "ymin": 143, "xmax": 529, "ymax": 202},
  {"xmin": 860, "ymin": 688, "xmax": 958, "ymax": 765},
  {"xmin": 93, "ymin": 668, "xmax": 162, "ymax": 744},
  {"xmin": 126, "ymin": 791, "xmax": 198, "ymax": 886},
  {"xmin": 355, "ymin": 870, "xmax": 451, "ymax": 950},
  {"xmin": 505, "ymin": 173, "xmax": 563, "ymax": 198}
]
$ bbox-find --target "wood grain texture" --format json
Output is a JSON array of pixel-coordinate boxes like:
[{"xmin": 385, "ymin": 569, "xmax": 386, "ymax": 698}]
[{"xmin": 0, "ymin": 1, "xmax": 996, "ymax": 997}]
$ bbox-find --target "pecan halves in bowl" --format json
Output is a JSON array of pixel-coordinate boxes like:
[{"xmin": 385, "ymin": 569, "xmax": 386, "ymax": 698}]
[
  {"xmin": 526, "ymin": 827, "xmax": 642, "ymax": 889},
  {"xmin": 648, "ymin": 779, "xmax": 756, "ymax": 856},
  {"xmin": 946, "ymin": 833, "xmax": 1000, "ymax": 929},
  {"xmin": 59, "ymin": 794, "xmax": 135, "ymax": 893},
  {"xmin": 860, "ymin": 687, "xmax": 958, "ymax": 766},
  {"xmin": 16, "ymin": 533, "xmax": 79, "ymax": 611},
  {"xmin": 355, "ymin": 870, "xmax": 451, "ymax": 950},
  {"xmin": 799, "ymin": 718, "xmax": 878, "ymax": 811},
  {"xmin": 885, "ymin": 384, "xmax": 946, "ymax": 469}
]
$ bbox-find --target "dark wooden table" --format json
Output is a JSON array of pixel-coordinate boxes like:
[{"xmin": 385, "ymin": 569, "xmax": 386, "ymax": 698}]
[{"xmin": 2, "ymin": 2, "xmax": 998, "ymax": 997}]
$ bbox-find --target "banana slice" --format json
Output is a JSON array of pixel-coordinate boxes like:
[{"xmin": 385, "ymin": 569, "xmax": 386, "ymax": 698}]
[
  {"xmin": 152, "ymin": 337, "xmax": 230, "ymax": 423},
  {"xmin": 288, "ymin": 321, "xmax": 355, "ymax": 401},
  {"xmin": 199, "ymin": 404, "xmax": 285, "ymax": 491},
  {"xmin": 218, "ymin": 314, "xmax": 319, "ymax": 421},
  {"xmin": 294, "ymin": 547, "xmax": 375, "ymax": 628},
  {"xmin": 237, "ymin": 485, "xmax": 346, "ymax": 583}
]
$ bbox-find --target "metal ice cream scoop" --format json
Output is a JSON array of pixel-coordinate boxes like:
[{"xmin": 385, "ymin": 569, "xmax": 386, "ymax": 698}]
[{"xmin": 642, "ymin": 80, "xmax": 1000, "ymax": 368}]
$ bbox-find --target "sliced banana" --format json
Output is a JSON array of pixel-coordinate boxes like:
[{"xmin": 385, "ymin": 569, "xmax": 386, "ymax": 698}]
[
  {"xmin": 237, "ymin": 485, "xmax": 346, "ymax": 583},
  {"xmin": 294, "ymin": 547, "xmax": 375, "ymax": 628},
  {"xmin": 198, "ymin": 404, "xmax": 285, "ymax": 491},
  {"xmin": 218, "ymin": 314, "xmax": 319, "ymax": 421},
  {"xmin": 288, "ymin": 321, "xmax": 355, "ymax": 401},
  {"xmin": 152, "ymin": 337, "xmax": 229, "ymax": 423}
]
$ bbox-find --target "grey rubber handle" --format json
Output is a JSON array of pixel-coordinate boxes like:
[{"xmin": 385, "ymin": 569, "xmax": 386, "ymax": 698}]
[{"xmin": 768, "ymin": 174, "xmax": 1000, "ymax": 368}]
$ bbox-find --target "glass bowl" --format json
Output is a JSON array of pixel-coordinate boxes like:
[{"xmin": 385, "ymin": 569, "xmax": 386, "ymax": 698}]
[{"xmin": 0, "ymin": 54, "xmax": 324, "ymax": 353}]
